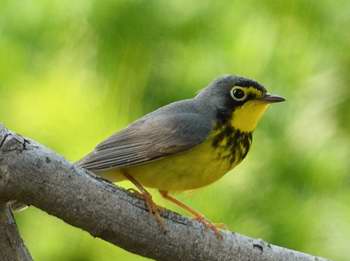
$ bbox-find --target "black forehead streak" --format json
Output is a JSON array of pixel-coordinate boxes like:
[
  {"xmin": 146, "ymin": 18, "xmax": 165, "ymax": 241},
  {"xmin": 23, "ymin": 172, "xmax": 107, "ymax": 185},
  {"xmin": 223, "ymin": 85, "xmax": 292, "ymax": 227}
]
[
  {"xmin": 215, "ymin": 75, "xmax": 267, "ymax": 93},
  {"xmin": 235, "ymin": 77, "xmax": 266, "ymax": 93}
]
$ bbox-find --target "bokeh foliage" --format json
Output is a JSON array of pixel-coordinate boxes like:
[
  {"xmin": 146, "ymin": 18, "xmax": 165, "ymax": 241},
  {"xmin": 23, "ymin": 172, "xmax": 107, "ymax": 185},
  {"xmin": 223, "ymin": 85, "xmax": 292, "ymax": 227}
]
[{"xmin": 1, "ymin": 0, "xmax": 349, "ymax": 260}]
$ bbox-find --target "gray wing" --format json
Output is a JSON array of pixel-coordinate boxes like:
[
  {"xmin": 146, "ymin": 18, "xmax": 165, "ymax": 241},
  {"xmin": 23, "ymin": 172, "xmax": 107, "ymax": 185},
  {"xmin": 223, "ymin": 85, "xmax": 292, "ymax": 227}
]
[{"xmin": 77, "ymin": 112, "xmax": 212, "ymax": 172}]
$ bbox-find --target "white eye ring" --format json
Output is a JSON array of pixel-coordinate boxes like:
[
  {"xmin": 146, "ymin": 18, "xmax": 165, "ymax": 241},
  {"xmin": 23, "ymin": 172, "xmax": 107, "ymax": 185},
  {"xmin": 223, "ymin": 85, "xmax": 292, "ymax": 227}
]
[{"xmin": 230, "ymin": 87, "xmax": 247, "ymax": 101}]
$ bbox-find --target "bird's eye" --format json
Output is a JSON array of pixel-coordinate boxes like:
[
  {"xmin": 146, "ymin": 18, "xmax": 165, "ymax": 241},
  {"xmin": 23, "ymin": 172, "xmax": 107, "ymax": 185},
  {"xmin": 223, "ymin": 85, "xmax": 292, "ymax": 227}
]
[{"xmin": 230, "ymin": 87, "xmax": 247, "ymax": 101}]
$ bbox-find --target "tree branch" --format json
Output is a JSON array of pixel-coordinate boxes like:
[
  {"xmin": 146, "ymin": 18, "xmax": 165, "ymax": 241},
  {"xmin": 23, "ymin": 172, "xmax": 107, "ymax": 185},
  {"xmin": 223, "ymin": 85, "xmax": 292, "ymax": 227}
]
[
  {"xmin": 0, "ymin": 202, "xmax": 33, "ymax": 261},
  {"xmin": 0, "ymin": 124, "xmax": 331, "ymax": 261}
]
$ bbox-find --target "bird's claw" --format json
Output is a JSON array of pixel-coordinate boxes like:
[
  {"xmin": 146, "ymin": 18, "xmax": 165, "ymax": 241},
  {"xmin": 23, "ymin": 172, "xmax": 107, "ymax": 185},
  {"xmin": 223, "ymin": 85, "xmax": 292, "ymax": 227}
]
[{"xmin": 194, "ymin": 216, "xmax": 224, "ymax": 240}]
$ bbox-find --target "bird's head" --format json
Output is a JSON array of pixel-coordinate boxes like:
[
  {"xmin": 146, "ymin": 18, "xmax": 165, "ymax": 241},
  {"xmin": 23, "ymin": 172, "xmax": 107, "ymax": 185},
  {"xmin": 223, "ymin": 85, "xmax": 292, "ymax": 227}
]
[{"xmin": 197, "ymin": 75, "xmax": 285, "ymax": 132}]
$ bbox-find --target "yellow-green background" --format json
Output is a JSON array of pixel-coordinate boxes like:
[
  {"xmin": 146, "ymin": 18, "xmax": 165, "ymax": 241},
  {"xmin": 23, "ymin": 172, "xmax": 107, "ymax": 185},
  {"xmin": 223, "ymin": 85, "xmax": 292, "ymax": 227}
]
[{"xmin": 1, "ymin": 0, "xmax": 349, "ymax": 260}]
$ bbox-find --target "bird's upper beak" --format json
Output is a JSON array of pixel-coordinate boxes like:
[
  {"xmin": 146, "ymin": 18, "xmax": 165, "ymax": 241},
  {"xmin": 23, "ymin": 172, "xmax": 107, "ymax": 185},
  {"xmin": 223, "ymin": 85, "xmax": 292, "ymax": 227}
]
[{"xmin": 259, "ymin": 93, "xmax": 285, "ymax": 103}]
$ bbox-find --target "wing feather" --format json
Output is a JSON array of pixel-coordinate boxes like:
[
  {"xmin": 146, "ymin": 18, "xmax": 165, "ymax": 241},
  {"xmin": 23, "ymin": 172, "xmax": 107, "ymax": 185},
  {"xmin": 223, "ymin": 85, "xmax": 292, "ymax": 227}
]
[{"xmin": 77, "ymin": 112, "xmax": 211, "ymax": 172}]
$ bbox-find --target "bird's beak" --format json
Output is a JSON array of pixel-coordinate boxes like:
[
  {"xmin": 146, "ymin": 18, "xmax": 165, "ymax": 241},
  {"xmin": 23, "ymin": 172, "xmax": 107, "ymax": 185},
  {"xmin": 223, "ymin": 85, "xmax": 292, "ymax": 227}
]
[{"xmin": 259, "ymin": 93, "xmax": 285, "ymax": 103}]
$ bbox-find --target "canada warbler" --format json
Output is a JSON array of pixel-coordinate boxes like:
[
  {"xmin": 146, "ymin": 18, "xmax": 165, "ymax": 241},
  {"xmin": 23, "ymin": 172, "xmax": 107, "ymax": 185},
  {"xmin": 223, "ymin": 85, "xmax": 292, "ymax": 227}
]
[{"xmin": 77, "ymin": 75, "xmax": 285, "ymax": 237}]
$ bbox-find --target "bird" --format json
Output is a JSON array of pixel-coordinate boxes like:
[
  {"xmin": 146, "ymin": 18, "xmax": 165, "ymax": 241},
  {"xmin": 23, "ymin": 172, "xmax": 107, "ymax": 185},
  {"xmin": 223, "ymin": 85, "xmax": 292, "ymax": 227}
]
[{"xmin": 77, "ymin": 75, "xmax": 285, "ymax": 238}]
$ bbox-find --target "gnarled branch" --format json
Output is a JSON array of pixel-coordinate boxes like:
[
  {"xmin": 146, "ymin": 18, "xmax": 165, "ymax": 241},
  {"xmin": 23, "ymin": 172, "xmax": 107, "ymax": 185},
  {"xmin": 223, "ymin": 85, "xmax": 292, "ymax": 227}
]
[
  {"xmin": 0, "ymin": 203, "xmax": 33, "ymax": 261},
  {"xmin": 0, "ymin": 125, "xmax": 331, "ymax": 261}
]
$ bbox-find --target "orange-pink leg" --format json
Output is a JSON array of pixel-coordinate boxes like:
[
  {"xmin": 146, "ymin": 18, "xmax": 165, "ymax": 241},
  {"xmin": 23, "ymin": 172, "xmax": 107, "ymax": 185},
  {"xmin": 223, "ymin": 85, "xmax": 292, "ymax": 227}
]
[
  {"xmin": 123, "ymin": 172, "xmax": 164, "ymax": 230},
  {"xmin": 159, "ymin": 190, "xmax": 223, "ymax": 239}
]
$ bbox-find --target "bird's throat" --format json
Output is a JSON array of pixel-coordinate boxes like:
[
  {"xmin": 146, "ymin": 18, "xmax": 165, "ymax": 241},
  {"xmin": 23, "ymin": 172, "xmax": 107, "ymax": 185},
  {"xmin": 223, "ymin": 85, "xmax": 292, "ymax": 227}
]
[{"xmin": 231, "ymin": 100, "xmax": 270, "ymax": 132}]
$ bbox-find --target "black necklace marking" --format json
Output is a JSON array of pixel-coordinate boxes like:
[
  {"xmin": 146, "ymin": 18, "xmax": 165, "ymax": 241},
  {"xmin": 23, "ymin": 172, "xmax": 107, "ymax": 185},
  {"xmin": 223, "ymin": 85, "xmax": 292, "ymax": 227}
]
[{"xmin": 211, "ymin": 124, "xmax": 253, "ymax": 167}]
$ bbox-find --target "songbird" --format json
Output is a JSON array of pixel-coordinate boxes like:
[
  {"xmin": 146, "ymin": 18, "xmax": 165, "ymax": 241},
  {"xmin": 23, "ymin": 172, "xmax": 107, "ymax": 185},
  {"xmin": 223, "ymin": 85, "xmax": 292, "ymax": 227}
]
[{"xmin": 77, "ymin": 75, "xmax": 285, "ymax": 237}]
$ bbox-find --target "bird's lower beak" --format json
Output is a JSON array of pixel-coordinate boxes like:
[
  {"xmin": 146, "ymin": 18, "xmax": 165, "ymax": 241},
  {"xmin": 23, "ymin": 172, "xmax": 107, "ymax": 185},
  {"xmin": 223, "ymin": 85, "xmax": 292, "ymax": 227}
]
[{"xmin": 260, "ymin": 93, "xmax": 285, "ymax": 103}]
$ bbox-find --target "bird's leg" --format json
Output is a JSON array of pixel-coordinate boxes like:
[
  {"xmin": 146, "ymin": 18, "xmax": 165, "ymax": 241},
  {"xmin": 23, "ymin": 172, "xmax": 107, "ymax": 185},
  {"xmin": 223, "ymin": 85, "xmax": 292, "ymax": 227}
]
[
  {"xmin": 123, "ymin": 172, "xmax": 164, "ymax": 230},
  {"xmin": 126, "ymin": 188, "xmax": 144, "ymax": 199},
  {"xmin": 159, "ymin": 190, "xmax": 223, "ymax": 239}
]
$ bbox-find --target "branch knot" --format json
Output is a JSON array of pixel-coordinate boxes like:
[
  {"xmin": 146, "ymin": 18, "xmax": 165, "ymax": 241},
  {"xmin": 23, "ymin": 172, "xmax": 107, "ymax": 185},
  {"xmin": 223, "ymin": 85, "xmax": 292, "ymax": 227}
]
[{"xmin": 0, "ymin": 125, "xmax": 30, "ymax": 154}]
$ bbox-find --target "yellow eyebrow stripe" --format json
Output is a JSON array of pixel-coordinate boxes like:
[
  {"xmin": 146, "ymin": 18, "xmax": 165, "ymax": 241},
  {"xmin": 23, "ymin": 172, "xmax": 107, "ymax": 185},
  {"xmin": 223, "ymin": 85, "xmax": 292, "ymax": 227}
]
[{"xmin": 245, "ymin": 86, "xmax": 264, "ymax": 98}]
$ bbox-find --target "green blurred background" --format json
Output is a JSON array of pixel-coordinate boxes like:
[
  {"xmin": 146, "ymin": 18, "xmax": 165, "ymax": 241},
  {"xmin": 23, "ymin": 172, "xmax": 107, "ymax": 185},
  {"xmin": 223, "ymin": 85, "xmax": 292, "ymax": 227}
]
[{"xmin": 1, "ymin": 0, "xmax": 349, "ymax": 260}]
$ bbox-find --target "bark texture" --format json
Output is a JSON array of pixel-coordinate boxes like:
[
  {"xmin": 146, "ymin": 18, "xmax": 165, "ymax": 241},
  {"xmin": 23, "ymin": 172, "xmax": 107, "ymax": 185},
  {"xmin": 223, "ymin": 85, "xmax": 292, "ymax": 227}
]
[
  {"xmin": 0, "ymin": 125, "xmax": 331, "ymax": 261},
  {"xmin": 0, "ymin": 203, "xmax": 33, "ymax": 261}
]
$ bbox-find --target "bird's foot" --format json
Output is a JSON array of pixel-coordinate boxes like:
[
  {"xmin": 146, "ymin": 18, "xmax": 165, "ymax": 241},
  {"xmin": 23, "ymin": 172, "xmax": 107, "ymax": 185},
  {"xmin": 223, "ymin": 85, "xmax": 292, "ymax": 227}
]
[
  {"xmin": 159, "ymin": 190, "xmax": 223, "ymax": 239},
  {"xmin": 127, "ymin": 188, "xmax": 165, "ymax": 230},
  {"xmin": 213, "ymin": 222, "xmax": 228, "ymax": 230},
  {"xmin": 193, "ymin": 215, "xmax": 223, "ymax": 239},
  {"xmin": 127, "ymin": 188, "xmax": 144, "ymax": 199}
]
